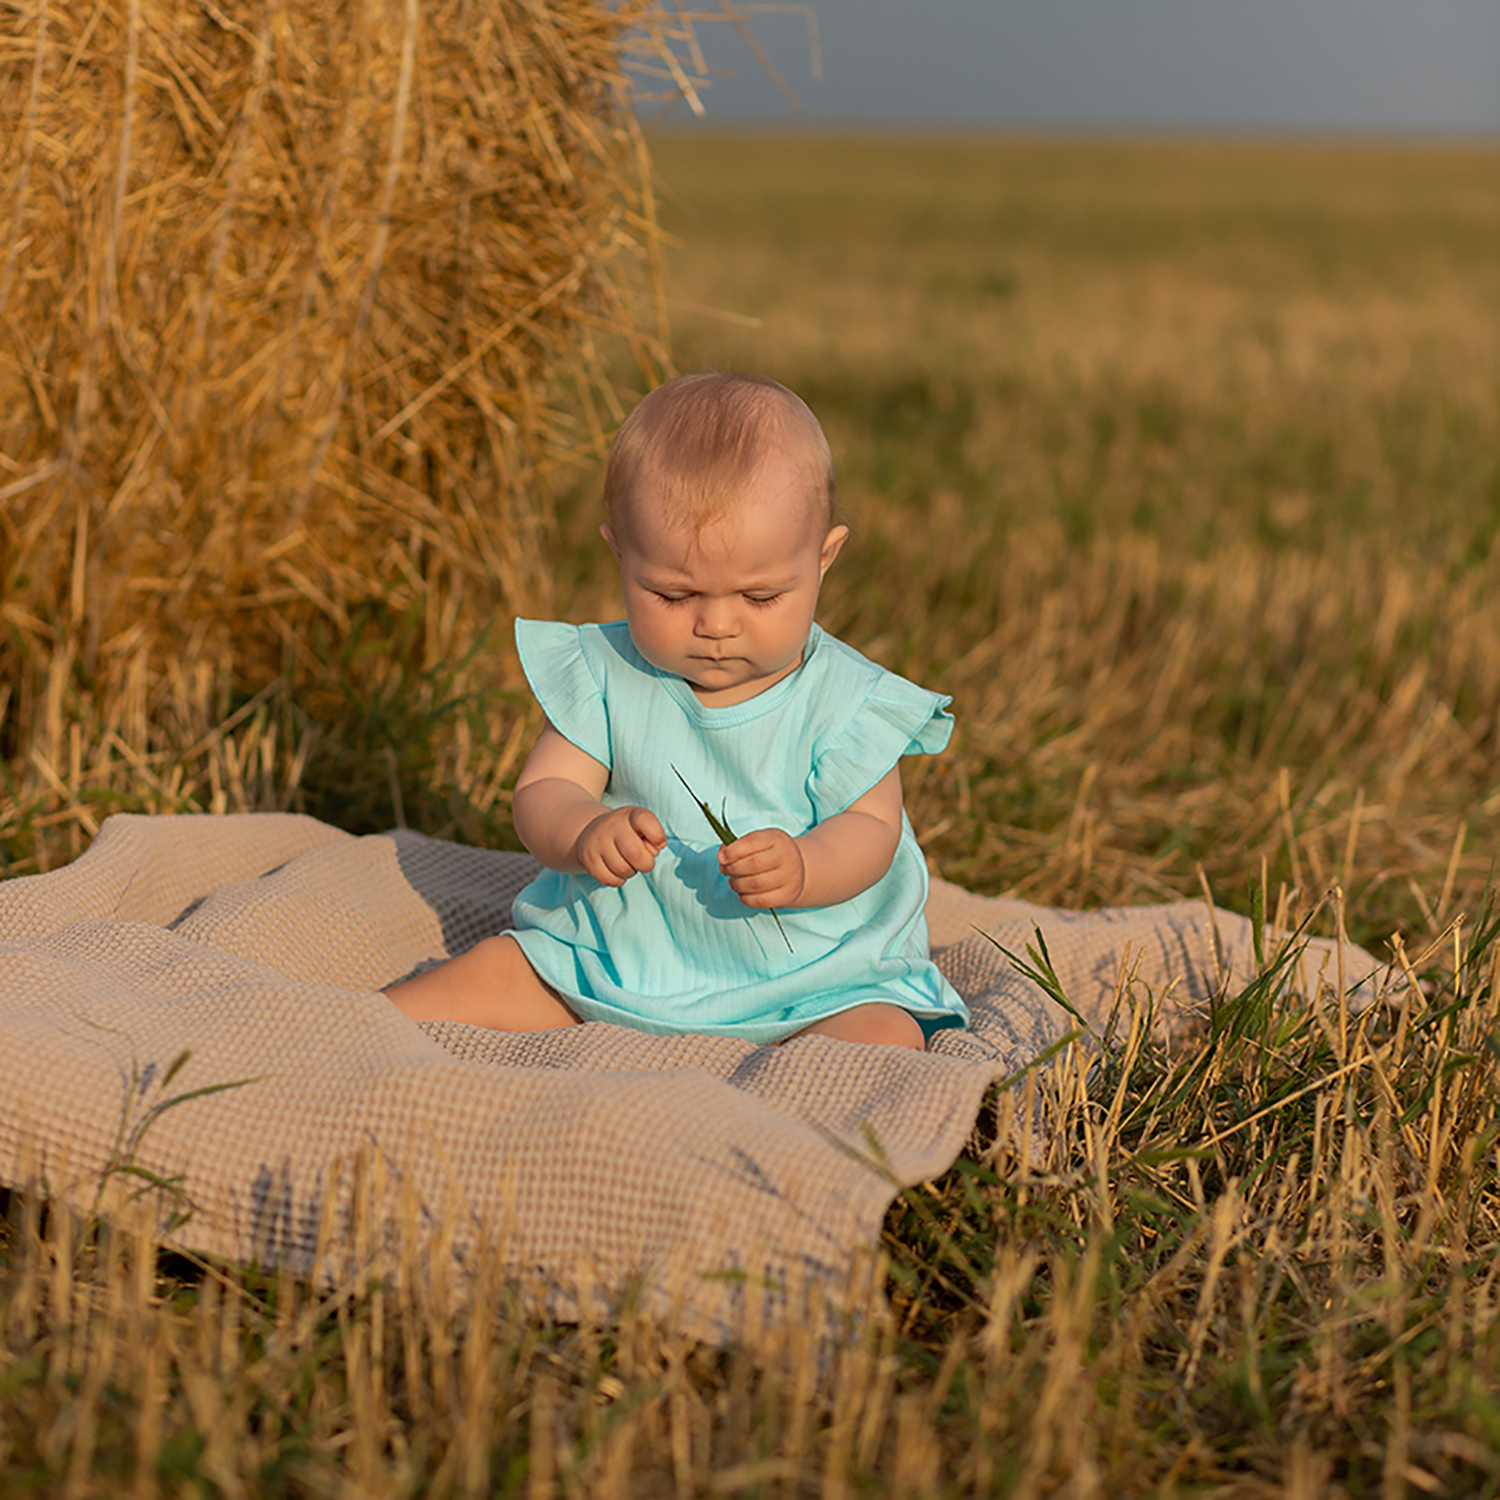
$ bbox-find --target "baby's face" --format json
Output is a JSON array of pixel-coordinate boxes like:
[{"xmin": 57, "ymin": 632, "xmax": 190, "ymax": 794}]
[{"xmin": 603, "ymin": 449, "xmax": 847, "ymax": 708}]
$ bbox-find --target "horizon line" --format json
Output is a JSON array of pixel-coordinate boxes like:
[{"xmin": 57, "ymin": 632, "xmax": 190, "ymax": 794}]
[{"xmin": 643, "ymin": 118, "xmax": 1500, "ymax": 148}]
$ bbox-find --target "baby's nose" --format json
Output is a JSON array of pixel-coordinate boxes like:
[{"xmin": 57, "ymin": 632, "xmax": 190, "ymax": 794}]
[{"xmin": 694, "ymin": 598, "xmax": 738, "ymax": 637}]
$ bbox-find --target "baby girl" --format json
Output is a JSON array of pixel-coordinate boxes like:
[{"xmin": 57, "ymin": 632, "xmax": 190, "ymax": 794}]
[{"xmin": 387, "ymin": 372, "xmax": 968, "ymax": 1049}]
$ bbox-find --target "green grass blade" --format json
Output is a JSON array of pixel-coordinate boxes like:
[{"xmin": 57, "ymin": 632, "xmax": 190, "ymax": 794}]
[
  {"xmin": 672, "ymin": 765, "xmax": 737, "ymax": 843},
  {"xmin": 673, "ymin": 764, "xmax": 794, "ymax": 952},
  {"xmin": 768, "ymin": 909, "xmax": 793, "ymax": 954}
]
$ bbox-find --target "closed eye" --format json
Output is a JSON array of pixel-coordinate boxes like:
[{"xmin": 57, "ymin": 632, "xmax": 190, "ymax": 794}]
[{"xmin": 745, "ymin": 592, "xmax": 785, "ymax": 606}]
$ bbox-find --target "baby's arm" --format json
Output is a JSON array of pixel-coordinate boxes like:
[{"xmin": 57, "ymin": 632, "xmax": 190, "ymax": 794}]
[
  {"xmin": 719, "ymin": 766, "xmax": 904, "ymax": 910},
  {"xmin": 513, "ymin": 724, "xmax": 666, "ymax": 885}
]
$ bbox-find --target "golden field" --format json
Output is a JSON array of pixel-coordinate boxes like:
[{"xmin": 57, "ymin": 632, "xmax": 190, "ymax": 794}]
[
  {"xmin": 634, "ymin": 133, "xmax": 1500, "ymax": 948},
  {"xmin": 5, "ymin": 131, "xmax": 1500, "ymax": 1495}
]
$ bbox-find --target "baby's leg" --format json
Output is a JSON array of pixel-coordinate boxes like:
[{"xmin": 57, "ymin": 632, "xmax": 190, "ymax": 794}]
[
  {"xmin": 384, "ymin": 935, "xmax": 580, "ymax": 1032},
  {"xmin": 789, "ymin": 1003, "xmax": 925, "ymax": 1051}
]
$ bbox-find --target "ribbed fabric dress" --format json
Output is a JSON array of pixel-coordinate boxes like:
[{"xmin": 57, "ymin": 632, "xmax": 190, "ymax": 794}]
[{"xmin": 508, "ymin": 619, "xmax": 970, "ymax": 1044}]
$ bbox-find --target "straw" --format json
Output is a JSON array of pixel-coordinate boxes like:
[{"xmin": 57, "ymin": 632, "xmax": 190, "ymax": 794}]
[{"xmin": 0, "ymin": 0, "xmax": 760, "ymax": 861}]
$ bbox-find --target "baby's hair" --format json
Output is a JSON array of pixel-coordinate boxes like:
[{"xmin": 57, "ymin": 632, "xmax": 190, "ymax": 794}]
[{"xmin": 604, "ymin": 372, "xmax": 837, "ymax": 537}]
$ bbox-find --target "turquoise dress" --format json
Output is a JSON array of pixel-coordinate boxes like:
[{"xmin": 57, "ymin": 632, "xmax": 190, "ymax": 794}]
[{"xmin": 509, "ymin": 619, "xmax": 970, "ymax": 1044}]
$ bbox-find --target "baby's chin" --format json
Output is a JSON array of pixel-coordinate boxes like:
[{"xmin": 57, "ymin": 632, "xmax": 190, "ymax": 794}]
[
  {"xmin": 683, "ymin": 657, "xmax": 804, "ymax": 704},
  {"xmin": 684, "ymin": 665, "xmax": 755, "ymax": 699}
]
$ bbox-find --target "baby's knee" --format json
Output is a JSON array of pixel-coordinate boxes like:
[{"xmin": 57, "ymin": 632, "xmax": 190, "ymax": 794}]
[
  {"xmin": 795, "ymin": 1003, "xmax": 925, "ymax": 1050},
  {"xmin": 854, "ymin": 1005, "xmax": 925, "ymax": 1050},
  {"xmin": 468, "ymin": 932, "xmax": 524, "ymax": 980},
  {"xmin": 386, "ymin": 933, "xmax": 578, "ymax": 1031}
]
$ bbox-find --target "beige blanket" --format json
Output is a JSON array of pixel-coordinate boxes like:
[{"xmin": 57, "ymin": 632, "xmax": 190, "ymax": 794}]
[{"xmin": 0, "ymin": 814, "xmax": 1384, "ymax": 1338}]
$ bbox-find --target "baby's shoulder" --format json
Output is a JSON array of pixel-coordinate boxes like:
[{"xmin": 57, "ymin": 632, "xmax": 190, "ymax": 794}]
[
  {"xmin": 804, "ymin": 627, "xmax": 932, "ymax": 704},
  {"xmin": 515, "ymin": 618, "xmax": 638, "ymax": 682},
  {"xmin": 801, "ymin": 628, "xmax": 953, "ymax": 760},
  {"xmin": 514, "ymin": 617, "xmax": 630, "ymax": 648}
]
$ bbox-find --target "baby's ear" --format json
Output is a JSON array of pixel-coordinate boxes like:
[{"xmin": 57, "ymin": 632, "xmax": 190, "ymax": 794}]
[
  {"xmin": 600, "ymin": 523, "xmax": 622, "ymax": 560},
  {"xmin": 819, "ymin": 524, "xmax": 850, "ymax": 574}
]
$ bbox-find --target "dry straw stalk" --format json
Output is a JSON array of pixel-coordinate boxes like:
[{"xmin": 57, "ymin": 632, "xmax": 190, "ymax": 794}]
[{"xmin": 0, "ymin": 0, "xmax": 721, "ymax": 860}]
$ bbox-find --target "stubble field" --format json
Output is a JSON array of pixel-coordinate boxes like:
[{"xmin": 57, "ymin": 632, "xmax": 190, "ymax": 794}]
[
  {"xmin": 5, "ymin": 132, "xmax": 1500, "ymax": 1496},
  {"xmin": 630, "ymin": 133, "xmax": 1500, "ymax": 948}
]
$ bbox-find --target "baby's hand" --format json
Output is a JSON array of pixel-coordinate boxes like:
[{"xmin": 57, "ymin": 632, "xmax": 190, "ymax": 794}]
[
  {"xmin": 720, "ymin": 828, "xmax": 806, "ymax": 909},
  {"xmin": 573, "ymin": 807, "xmax": 666, "ymax": 886}
]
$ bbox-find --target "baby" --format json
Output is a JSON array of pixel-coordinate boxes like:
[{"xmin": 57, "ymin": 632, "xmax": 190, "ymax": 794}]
[{"xmin": 387, "ymin": 372, "xmax": 969, "ymax": 1050}]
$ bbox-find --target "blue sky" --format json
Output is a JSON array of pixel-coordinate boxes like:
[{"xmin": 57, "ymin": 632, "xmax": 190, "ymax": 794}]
[{"xmin": 647, "ymin": 0, "xmax": 1500, "ymax": 133}]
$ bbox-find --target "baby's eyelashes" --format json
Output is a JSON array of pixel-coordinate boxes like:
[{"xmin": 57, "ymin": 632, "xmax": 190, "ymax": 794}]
[{"xmin": 646, "ymin": 589, "xmax": 786, "ymax": 607}]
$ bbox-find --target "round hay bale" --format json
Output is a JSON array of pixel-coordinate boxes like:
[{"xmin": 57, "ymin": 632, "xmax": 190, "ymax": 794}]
[{"xmin": 1, "ymin": 0, "xmax": 666, "ymax": 797}]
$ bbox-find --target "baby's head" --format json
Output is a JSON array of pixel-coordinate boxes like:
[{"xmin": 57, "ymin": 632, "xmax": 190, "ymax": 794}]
[
  {"xmin": 603, "ymin": 372, "xmax": 836, "ymax": 546},
  {"xmin": 600, "ymin": 373, "xmax": 848, "ymax": 705}
]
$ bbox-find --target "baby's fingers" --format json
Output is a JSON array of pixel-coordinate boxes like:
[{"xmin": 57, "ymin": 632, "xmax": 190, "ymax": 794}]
[
  {"xmin": 610, "ymin": 809, "xmax": 664, "ymax": 875},
  {"xmin": 578, "ymin": 807, "xmax": 660, "ymax": 883},
  {"xmin": 719, "ymin": 829, "xmax": 784, "ymax": 874},
  {"xmin": 721, "ymin": 828, "xmax": 804, "ymax": 906},
  {"xmin": 729, "ymin": 868, "xmax": 792, "ymax": 900},
  {"xmin": 584, "ymin": 840, "xmax": 636, "ymax": 885},
  {"xmin": 628, "ymin": 806, "xmax": 667, "ymax": 851},
  {"xmin": 584, "ymin": 857, "xmax": 628, "ymax": 886}
]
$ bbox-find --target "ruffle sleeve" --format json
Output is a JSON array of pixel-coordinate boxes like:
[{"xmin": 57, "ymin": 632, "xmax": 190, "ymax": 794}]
[
  {"xmin": 514, "ymin": 619, "xmax": 611, "ymax": 768},
  {"xmin": 806, "ymin": 672, "xmax": 953, "ymax": 819}
]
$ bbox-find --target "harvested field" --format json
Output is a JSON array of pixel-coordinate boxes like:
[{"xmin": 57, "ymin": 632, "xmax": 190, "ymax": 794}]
[
  {"xmin": 630, "ymin": 133, "xmax": 1500, "ymax": 949},
  {"xmin": 6, "ymin": 121, "xmax": 1500, "ymax": 1496}
]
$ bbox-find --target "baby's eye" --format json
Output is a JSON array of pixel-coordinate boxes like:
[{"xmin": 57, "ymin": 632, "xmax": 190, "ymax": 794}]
[
  {"xmin": 652, "ymin": 591, "xmax": 691, "ymax": 605},
  {"xmin": 745, "ymin": 592, "xmax": 784, "ymax": 607}
]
